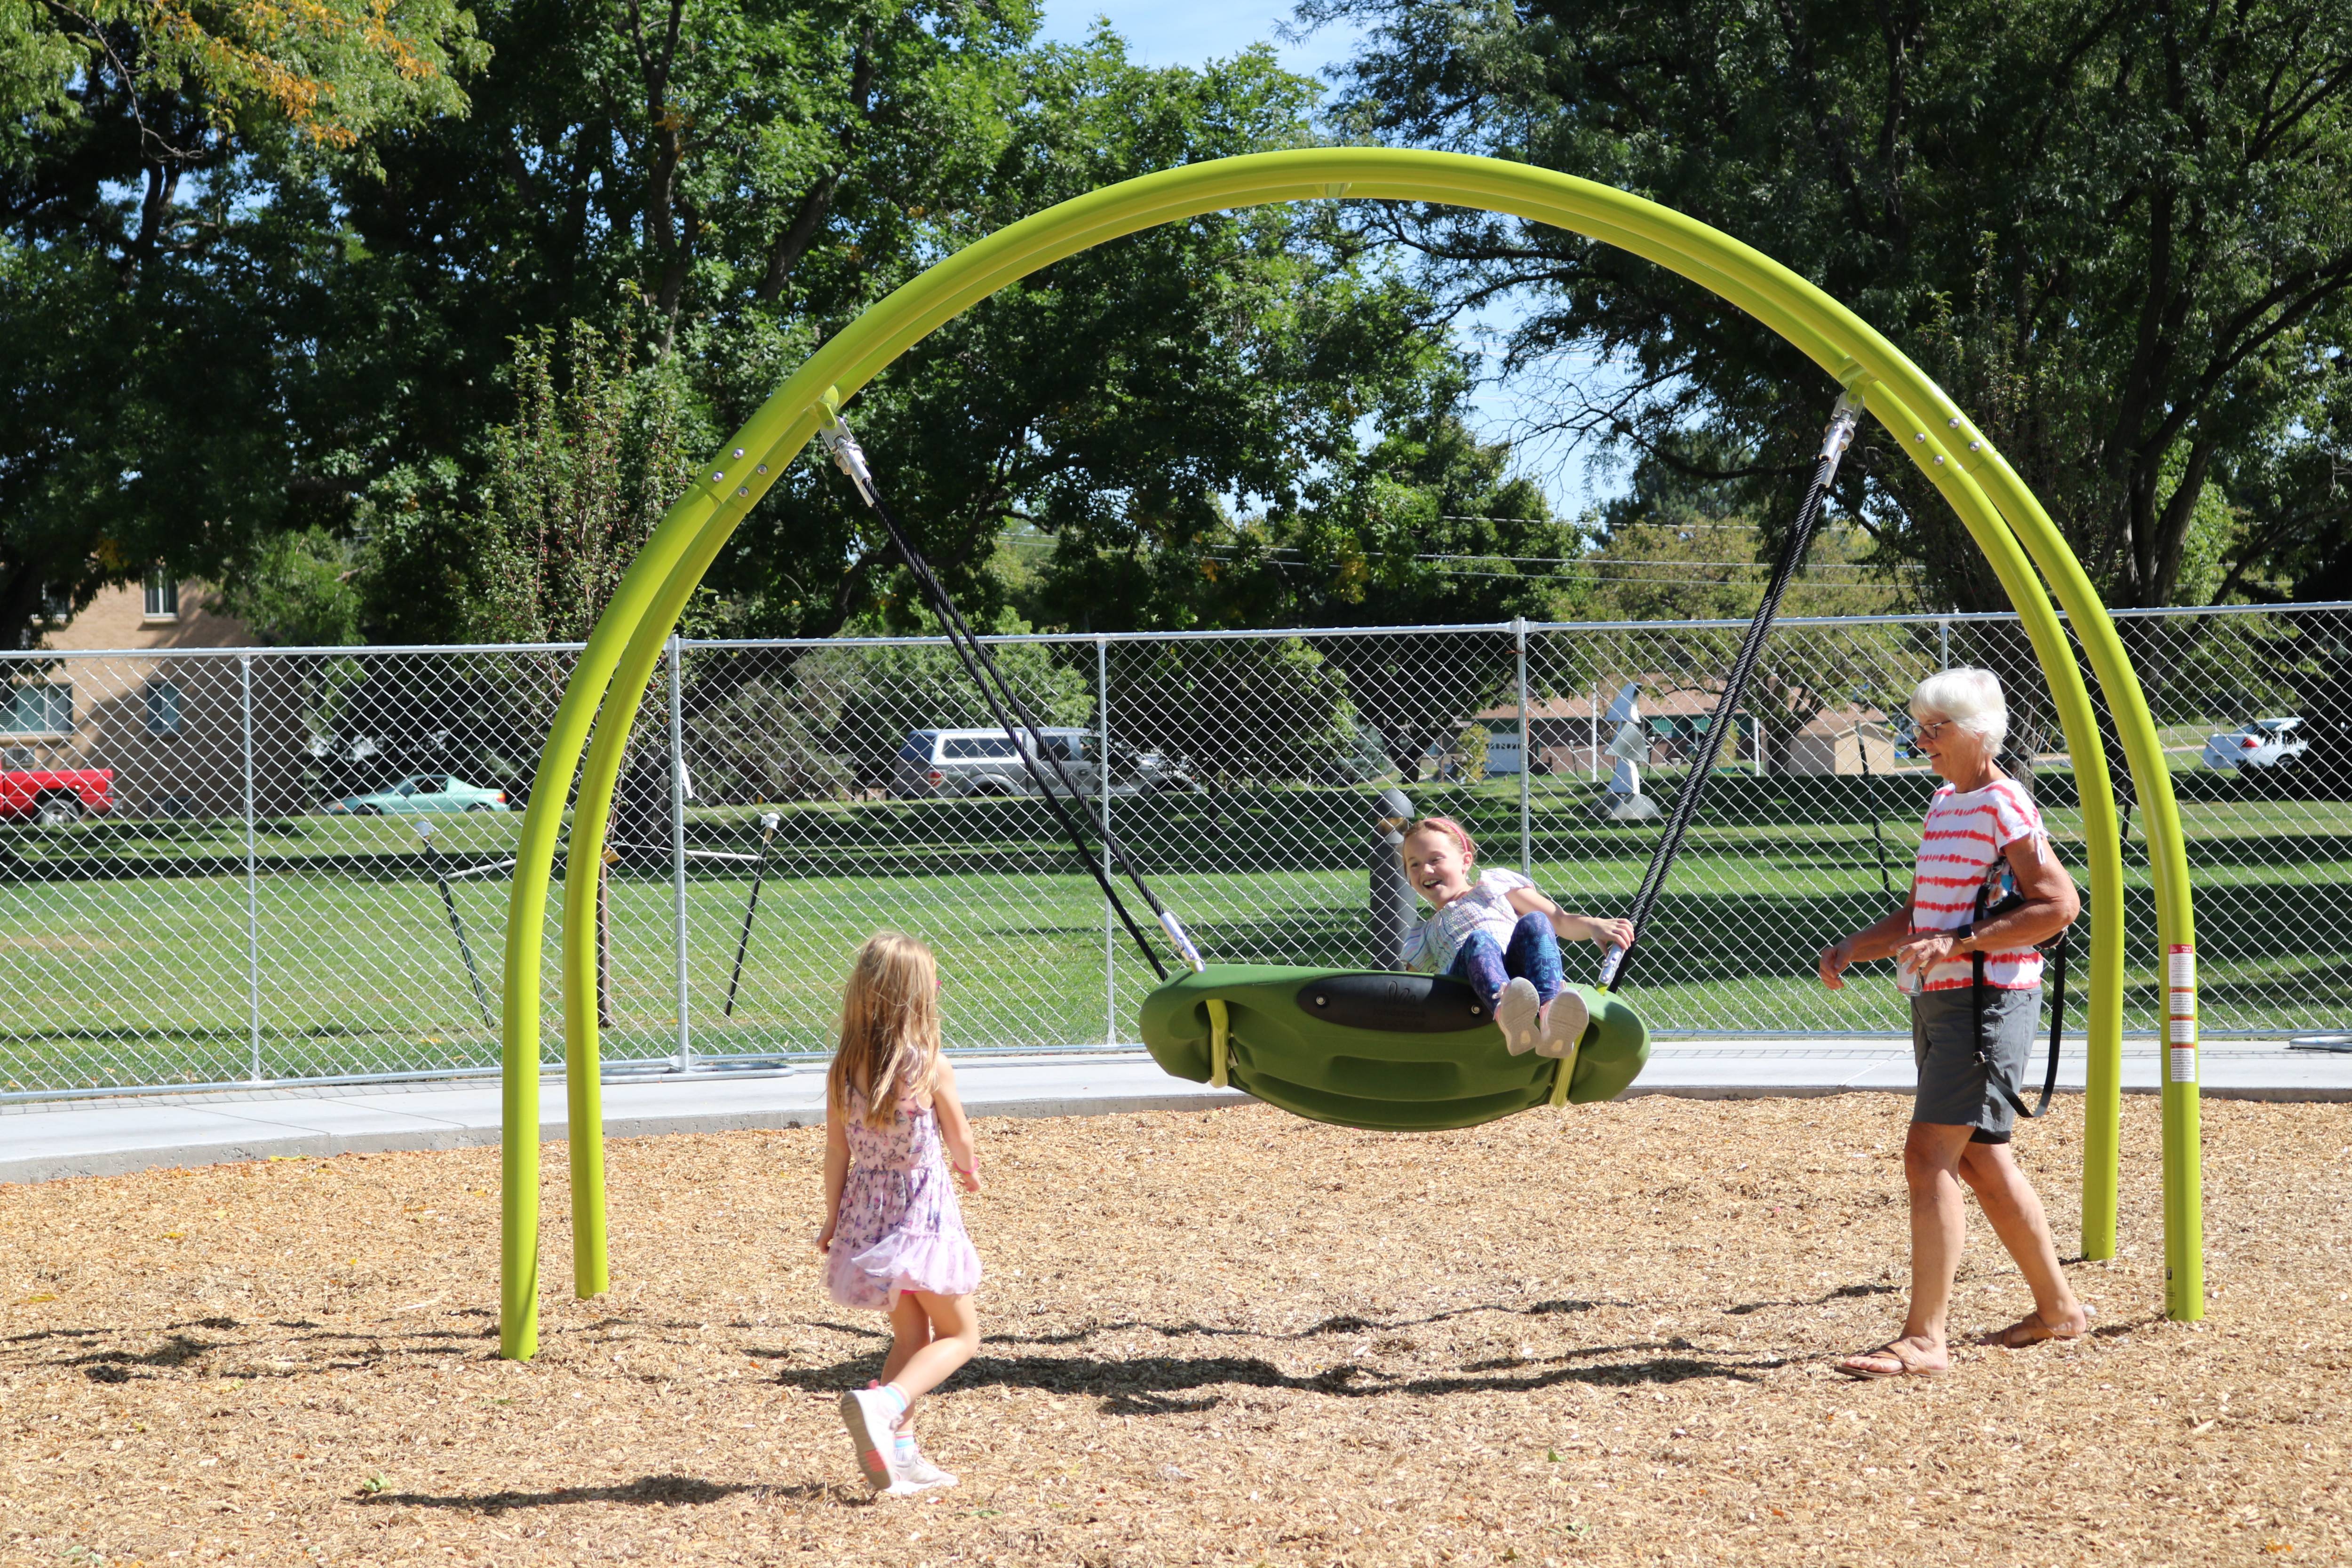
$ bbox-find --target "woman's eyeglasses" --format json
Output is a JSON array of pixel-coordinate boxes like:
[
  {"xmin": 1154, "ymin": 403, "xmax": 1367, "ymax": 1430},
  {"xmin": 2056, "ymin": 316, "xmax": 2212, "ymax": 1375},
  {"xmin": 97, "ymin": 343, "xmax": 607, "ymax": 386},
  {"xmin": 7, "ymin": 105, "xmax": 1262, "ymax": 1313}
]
[{"xmin": 1913, "ymin": 717, "xmax": 1957, "ymax": 743}]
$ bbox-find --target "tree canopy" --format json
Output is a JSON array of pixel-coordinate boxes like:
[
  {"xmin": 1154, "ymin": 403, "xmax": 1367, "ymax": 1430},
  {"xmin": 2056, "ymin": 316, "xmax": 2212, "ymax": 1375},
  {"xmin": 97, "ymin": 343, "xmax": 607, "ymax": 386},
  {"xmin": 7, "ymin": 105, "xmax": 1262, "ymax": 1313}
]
[
  {"xmin": 0, "ymin": 0, "xmax": 479, "ymax": 644},
  {"xmin": 18, "ymin": 0, "xmax": 2348, "ymax": 656},
  {"xmin": 1308, "ymin": 0, "xmax": 2352, "ymax": 611},
  {"xmin": 2, "ymin": 0, "xmax": 1582, "ymax": 651}
]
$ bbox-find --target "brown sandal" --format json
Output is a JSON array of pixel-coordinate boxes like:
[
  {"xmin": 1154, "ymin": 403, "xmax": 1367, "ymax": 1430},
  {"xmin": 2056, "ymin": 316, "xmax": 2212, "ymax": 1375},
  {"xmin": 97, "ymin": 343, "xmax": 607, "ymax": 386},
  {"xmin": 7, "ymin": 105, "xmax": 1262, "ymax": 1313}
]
[
  {"xmin": 1834, "ymin": 1342, "xmax": 1949, "ymax": 1380},
  {"xmin": 1988, "ymin": 1304, "xmax": 2094, "ymax": 1349}
]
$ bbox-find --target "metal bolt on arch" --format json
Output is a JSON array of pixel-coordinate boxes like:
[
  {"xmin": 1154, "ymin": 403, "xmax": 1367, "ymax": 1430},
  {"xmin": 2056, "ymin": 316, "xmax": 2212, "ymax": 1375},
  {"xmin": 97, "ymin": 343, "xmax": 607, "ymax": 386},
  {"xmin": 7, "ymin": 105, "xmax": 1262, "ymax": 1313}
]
[{"xmin": 495, "ymin": 150, "xmax": 2203, "ymax": 1361}]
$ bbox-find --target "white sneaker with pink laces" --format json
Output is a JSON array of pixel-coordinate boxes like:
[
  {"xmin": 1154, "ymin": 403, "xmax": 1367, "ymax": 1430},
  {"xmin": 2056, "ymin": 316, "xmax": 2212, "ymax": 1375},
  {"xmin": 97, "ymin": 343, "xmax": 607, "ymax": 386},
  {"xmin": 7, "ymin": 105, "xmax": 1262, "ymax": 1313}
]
[
  {"xmin": 892, "ymin": 1438, "xmax": 958, "ymax": 1493},
  {"xmin": 838, "ymin": 1386, "xmax": 908, "ymax": 1492},
  {"xmin": 1534, "ymin": 989, "xmax": 1589, "ymax": 1060},
  {"xmin": 1494, "ymin": 977, "xmax": 1543, "ymax": 1055}
]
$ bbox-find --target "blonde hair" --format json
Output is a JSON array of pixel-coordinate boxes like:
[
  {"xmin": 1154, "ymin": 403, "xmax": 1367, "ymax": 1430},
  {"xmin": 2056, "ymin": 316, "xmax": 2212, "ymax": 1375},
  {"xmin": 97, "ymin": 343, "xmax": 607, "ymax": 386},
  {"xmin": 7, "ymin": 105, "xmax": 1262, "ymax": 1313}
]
[
  {"xmin": 827, "ymin": 931, "xmax": 942, "ymax": 1129},
  {"xmin": 1401, "ymin": 815, "xmax": 1478, "ymax": 866},
  {"xmin": 1911, "ymin": 667, "xmax": 2009, "ymax": 753}
]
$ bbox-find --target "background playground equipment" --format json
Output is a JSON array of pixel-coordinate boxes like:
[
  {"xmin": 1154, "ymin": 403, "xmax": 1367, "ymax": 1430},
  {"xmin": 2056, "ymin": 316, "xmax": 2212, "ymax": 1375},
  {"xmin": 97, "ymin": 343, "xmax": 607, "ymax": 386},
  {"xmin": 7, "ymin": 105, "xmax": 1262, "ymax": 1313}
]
[
  {"xmin": 495, "ymin": 149, "xmax": 2204, "ymax": 1360},
  {"xmin": 722, "ymin": 810, "xmax": 783, "ymax": 1019},
  {"xmin": 413, "ymin": 819, "xmax": 498, "ymax": 1031}
]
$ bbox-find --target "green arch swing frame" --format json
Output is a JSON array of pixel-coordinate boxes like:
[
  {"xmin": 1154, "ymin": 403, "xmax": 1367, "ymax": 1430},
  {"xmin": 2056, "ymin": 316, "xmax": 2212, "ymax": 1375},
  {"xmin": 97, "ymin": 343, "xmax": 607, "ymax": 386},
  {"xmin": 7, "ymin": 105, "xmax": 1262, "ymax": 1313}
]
[{"xmin": 495, "ymin": 149, "xmax": 2204, "ymax": 1361}]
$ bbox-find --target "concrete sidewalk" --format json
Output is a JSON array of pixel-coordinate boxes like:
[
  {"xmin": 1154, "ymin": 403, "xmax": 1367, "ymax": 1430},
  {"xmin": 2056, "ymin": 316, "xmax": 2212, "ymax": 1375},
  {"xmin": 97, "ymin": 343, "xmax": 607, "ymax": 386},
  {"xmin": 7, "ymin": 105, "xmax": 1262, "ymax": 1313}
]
[{"xmin": 3, "ymin": 1036, "xmax": 2347, "ymax": 1186}]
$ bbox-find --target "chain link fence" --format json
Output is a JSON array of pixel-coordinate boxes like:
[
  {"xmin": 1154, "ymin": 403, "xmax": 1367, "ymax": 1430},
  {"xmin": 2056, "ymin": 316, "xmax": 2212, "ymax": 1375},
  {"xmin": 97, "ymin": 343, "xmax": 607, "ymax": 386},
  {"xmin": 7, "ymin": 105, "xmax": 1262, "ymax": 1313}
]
[{"xmin": 2, "ymin": 604, "xmax": 2344, "ymax": 1097}]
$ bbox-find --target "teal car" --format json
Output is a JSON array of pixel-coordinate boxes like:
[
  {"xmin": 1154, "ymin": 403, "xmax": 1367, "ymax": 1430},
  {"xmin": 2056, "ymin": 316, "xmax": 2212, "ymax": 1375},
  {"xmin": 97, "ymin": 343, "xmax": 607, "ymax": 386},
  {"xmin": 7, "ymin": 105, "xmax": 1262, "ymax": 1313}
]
[{"xmin": 326, "ymin": 774, "xmax": 511, "ymax": 815}]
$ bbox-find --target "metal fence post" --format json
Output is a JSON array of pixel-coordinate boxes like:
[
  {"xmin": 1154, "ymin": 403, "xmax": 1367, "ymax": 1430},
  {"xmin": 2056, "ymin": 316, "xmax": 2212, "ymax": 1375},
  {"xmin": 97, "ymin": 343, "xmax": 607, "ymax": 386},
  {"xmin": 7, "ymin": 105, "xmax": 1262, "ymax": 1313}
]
[
  {"xmin": 1515, "ymin": 618, "xmax": 1532, "ymax": 877},
  {"xmin": 1939, "ymin": 617, "xmax": 1952, "ymax": 670},
  {"xmin": 667, "ymin": 636, "xmax": 690, "ymax": 1074},
  {"xmin": 1097, "ymin": 636, "xmax": 1115, "ymax": 1046},
  {"xmin": 1589, "ymin": 679, "xmax": 1600, "ymax": 782},
  {"xmin": 242, "ymin": 652, "xmax": 262, "ymax": 1082}
]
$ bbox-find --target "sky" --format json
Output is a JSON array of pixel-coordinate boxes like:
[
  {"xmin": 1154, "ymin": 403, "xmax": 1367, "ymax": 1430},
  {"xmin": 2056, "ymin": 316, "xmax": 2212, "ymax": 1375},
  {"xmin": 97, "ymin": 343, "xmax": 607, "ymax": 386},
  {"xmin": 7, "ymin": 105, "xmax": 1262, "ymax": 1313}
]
[
  {"xmin": 1033, "ymin": 0, "xmax": 1361, "ymax": 79},
  {"xmin": 1032, "ymin": 3, "xmax": 1622, "ymax": 519}
]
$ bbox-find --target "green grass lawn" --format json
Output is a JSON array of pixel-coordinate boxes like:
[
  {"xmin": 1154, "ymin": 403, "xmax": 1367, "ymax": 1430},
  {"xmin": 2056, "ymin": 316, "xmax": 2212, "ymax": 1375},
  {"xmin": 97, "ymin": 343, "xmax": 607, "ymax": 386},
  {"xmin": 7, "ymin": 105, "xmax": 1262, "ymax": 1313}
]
[{"xmin": 1, "ymin": 776, "xmax": 2345, "ymax": 1094}]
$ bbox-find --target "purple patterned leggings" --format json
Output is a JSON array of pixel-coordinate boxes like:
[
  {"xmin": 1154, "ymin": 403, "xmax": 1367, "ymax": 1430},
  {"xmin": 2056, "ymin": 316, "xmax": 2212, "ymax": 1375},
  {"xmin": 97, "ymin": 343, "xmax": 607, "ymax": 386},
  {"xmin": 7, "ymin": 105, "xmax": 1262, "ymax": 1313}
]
[{"xmin": 1446, "ymin": 911, "xmax": 1566, "ymax": 1008}]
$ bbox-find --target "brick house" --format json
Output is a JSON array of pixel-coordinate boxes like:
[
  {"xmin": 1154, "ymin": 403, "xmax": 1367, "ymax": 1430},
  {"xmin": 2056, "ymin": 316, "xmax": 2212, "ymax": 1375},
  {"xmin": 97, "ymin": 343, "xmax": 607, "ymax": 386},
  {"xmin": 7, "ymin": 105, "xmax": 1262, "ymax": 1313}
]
[
  {"xmin": 0, "ymin": 573, "xmax": 311, "ymax": 817},
  {"xmin": 1475, "ymin": 685, "xmax": 1902, "ymax": 777}
]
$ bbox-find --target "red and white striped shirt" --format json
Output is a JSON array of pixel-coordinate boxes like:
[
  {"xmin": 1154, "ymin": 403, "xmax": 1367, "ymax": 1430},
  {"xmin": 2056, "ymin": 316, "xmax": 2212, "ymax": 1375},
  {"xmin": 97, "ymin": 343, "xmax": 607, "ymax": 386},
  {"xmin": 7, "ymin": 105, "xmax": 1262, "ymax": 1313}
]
[{"xmin": 1910, "ymin": 776, "xmax": 2045, "ymax": 991}]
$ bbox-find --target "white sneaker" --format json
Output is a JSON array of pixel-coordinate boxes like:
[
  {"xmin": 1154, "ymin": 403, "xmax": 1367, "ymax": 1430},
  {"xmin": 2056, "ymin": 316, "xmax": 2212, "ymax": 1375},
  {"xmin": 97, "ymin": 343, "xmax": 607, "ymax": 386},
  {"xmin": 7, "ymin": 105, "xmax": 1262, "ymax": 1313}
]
[
  {"xmin": 1495, "ymin": 977, "xmax": 1543, "ymax": 1055},
  {"xmin": 890, "ymin": 1443, "xmax": 958, "ymax": 1494},
  {"xmin": 1534, "ymin": 989, "xmax": 1589, "ymax": 1060},
  {"xmin": 838, "ymin": 1387, "xmax": 906, "ymax": 1492}
]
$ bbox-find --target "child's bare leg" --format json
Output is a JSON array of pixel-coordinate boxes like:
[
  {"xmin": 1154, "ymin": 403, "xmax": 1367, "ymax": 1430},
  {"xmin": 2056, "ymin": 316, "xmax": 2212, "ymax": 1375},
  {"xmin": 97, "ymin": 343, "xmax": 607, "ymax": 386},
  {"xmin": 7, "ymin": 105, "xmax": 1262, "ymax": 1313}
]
[
  {"xmin": 878, "ymin": 1294, "xmax": 936, "ymax": 1438},
  {"xmin": 879, "ymin": 1291, "xmax": 978, "ymax": 1420}
]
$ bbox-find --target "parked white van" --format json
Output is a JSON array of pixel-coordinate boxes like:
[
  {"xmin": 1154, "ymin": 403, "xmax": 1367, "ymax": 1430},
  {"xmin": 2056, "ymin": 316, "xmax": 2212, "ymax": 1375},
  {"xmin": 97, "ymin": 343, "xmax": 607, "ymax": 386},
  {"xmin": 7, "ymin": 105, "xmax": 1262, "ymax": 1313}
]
[{"xmin": 889, "ymin": 728, "xmax": 1196, "ymax": 799}]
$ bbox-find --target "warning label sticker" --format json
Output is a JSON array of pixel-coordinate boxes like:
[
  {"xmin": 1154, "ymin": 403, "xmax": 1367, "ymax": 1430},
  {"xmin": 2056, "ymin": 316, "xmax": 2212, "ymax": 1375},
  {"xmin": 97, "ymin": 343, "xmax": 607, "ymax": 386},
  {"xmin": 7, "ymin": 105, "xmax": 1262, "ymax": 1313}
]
[
  {"xmin": 2168, "ymin": 946, "xmax": 2195, "ymax": 992},
  {"xmin": 2170, "ymin": 1017, "xmax": 2197, "ymax": 1044},
  {"xmin": 2170, "ymin": 1047, "xmax": 2197, "ymax": 1084}
]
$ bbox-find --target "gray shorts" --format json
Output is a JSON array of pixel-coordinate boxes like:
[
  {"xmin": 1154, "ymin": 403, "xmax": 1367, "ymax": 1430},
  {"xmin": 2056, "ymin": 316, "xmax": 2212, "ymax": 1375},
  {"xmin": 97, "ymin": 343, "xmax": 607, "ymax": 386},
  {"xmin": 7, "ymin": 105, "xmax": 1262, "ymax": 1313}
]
[{"xmin": 1910, "ymin": 985, "xmax": 2041, "ymax": 1142}]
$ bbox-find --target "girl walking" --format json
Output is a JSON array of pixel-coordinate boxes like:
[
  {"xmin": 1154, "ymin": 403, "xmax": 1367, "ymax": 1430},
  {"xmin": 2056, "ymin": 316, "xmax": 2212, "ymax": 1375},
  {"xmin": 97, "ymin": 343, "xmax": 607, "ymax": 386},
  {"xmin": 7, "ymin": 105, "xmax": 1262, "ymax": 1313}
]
[{"xmin": 818, "ymin": 931, "xmax": 984, "ymax": 1494}]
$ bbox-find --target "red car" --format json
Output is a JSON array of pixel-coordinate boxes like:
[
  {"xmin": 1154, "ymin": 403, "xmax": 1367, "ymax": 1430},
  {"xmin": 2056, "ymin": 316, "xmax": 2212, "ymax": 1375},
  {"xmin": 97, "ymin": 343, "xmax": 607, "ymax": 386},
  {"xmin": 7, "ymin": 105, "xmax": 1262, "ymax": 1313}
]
[{"xmin": 0, "ymin": 766, "xmax": 114, "ymax": 824}]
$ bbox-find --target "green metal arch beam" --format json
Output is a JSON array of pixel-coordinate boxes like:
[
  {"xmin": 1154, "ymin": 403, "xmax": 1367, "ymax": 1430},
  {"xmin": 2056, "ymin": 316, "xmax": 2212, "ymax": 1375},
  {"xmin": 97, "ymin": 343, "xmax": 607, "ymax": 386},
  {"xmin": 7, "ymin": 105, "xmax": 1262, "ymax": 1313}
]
[{"xmin": 499, "ymin": 148, "xmax": 2198, "ymax": 1359}]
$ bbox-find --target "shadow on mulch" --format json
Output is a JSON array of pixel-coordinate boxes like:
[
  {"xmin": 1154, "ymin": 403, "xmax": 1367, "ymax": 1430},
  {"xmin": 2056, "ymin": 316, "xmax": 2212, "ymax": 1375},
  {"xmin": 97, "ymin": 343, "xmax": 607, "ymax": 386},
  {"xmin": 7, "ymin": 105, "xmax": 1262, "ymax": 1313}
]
[
  {"xmin": 72, "ymin": 1332, "xmax": 220, "ymax": 1381},
  {"xmin": 19, "ymin": 1319, "xmax": 491, "ymax": 1383},
  {"xmin": 1725, "ymin": 1280, "xmax": 1902, "ymax": 1315},
  {"xmin": 766, "ymin": 1338, "xmax": 1775, "ymax": 1417},
  {"xmin": 1015, "ymin": 1299, "xmax": 1610, "ymax": 1347},
  {"xmin": 762, "ymin": 1297, "xmax": 1615, "ymax": 1355},
  {"xmin": 357, "ymin": 1473, "xmax": 809, "ymax": 1514}
]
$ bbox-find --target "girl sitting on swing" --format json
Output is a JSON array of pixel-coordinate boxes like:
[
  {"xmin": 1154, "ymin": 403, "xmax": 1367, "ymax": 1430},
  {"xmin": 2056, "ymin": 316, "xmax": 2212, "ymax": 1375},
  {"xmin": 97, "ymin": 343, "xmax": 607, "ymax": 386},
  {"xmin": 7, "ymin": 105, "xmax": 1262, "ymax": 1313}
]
[{"xmin": 1399, "ymin": 816, "xmax": 1634, "ymax": 1058}]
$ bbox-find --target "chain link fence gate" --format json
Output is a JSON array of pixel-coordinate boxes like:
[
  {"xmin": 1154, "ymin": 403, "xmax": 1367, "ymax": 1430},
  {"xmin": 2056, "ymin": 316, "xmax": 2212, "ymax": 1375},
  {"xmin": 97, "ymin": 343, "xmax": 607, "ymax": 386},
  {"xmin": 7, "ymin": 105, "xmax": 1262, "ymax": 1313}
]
[{"xmin": 1, "ymin": 604, "xmax": 2344, "ymax": 1098}]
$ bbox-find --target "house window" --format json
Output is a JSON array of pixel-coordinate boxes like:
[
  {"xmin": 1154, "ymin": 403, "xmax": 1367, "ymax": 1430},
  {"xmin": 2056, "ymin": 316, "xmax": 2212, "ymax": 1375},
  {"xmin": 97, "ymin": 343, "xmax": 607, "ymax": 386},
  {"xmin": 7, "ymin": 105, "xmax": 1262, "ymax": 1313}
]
[
  {"xmin": 5, "ymin": 684, "xmax": 72, "ymax": 736},
  {"xmin": 143, "ymin": 569, "xmax": 180, "ymax": 621},
  {"xmin": 145, "ymin": 680, "xmax": 182, "ymax": 736}
]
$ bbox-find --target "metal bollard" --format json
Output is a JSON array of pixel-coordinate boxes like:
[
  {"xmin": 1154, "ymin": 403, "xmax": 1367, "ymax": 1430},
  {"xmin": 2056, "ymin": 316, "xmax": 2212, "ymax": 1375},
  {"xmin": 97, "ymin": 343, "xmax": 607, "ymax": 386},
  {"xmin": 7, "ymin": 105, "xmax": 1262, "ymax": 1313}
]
[{"xmin": 1370, "ymin": 785, "xmax": 1416, "ymax": 970}]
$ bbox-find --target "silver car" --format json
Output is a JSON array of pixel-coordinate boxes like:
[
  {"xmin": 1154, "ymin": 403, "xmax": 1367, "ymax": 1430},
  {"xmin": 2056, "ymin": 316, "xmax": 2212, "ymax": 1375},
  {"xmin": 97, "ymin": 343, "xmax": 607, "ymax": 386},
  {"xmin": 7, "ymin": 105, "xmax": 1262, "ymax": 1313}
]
[
  {"xmin": 891, "ymin": 727, "xmax": 1081, "ymax": 798},
  {"xmin": 2201, "ymin": 716, "xmax": 2307, "ymax": 770}
]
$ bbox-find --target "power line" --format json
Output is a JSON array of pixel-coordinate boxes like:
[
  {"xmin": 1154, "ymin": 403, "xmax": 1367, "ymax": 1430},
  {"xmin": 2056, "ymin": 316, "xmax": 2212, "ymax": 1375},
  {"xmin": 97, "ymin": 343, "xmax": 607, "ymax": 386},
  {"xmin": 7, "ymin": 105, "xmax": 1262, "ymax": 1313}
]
[
  {"xmin": 1442, "ymin": 516, "xmax": 1873, "ymax": 534},
  {"xmin": 1404, "ymin": 569, "xmax": 1907, "ymax": 589},
  {"xmin": 1001, "ymin": 535, "xmax": 1912, "ymax": 573},
  {"xmin": 1588, "ymin": 558, "xmax": 1916, "ymax": 573},
  {"xmin": 1225, "ymin": 555, "xmax": 1908, "ymax": 589}
]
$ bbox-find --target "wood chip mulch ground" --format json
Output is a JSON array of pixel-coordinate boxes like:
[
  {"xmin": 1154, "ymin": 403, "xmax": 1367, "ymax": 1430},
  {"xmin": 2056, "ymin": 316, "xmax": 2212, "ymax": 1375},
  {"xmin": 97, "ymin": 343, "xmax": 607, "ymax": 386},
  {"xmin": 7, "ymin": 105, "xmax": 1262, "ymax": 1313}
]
[{"xmin": 2, "ymin": 1093, "xmax": 2347, "ymax": 1567}]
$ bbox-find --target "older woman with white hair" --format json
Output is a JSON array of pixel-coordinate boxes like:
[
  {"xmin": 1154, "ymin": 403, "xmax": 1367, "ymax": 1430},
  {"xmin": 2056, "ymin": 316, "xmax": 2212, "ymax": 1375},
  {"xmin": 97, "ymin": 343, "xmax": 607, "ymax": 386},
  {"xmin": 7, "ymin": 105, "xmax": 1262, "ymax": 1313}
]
[{"xmin": 1817, "ymin": 667, "xmax": 2089, "ymax": 1378}]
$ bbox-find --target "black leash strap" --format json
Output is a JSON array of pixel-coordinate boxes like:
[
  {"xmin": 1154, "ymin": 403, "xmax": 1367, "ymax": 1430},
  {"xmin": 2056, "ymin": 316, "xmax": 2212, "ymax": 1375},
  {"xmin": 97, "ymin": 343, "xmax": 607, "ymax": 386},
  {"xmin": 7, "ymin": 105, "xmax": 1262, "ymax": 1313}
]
[
  {"xmin": 2040, "ymin": 924, "xmax": 2068, "ymax": 1114},
  {"xmin": 1968, "ymin": 887, "xmax": 2070, "ymax": 1120},
  {"xmin": 818, "ymin": 413, "xmax": 1190, "ymax": 980},
  {"xmin": 1597, "ymin": 392, "xmax": 1864, "ymax": 992}
]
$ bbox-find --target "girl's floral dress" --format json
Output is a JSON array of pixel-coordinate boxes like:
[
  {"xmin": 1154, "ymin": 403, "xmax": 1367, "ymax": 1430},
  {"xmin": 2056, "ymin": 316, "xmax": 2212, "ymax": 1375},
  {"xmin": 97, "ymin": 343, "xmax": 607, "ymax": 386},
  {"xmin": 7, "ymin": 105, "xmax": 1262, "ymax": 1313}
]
[{"xmin": 825, "ymin": 1089, "xmax": 982, "ymax": 1309}]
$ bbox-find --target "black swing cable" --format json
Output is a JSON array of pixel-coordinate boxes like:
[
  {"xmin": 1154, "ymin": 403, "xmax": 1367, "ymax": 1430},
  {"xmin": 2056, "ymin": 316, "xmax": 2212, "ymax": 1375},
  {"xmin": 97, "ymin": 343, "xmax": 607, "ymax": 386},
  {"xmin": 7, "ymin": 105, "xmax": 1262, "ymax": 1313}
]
[
  {"xmin": 818, "ymin": 413, "xmax": 1197, "ymax": 981},
  {"xmin": 1597, "ymin": 390, "xmax": 1866, "ymax": 993}
]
